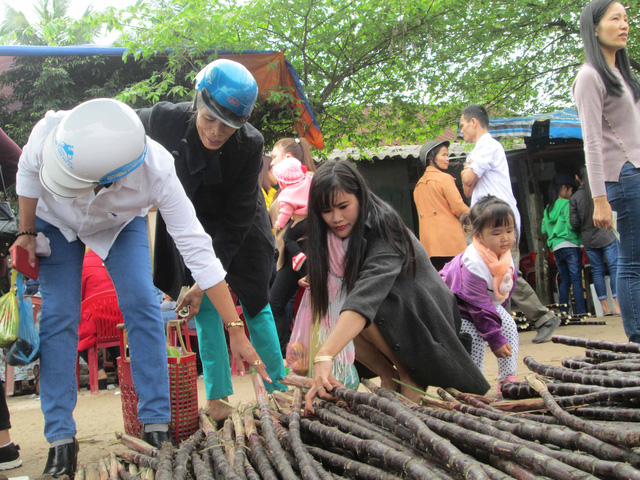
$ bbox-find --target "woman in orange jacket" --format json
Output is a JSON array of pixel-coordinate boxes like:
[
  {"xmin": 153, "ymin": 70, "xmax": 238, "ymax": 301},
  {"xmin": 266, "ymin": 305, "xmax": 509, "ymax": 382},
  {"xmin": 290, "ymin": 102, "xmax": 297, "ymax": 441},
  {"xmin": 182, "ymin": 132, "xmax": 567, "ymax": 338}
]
[{"xmin": 413, "ymin": 140, "xmax": 469, "ymax": 271}]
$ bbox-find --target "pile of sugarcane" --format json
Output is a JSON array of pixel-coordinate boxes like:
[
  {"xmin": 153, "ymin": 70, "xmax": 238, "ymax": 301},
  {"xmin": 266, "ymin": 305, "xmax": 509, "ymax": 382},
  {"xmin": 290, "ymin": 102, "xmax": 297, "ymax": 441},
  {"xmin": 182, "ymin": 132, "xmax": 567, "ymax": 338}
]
[
  {"xmin": 512, "ymin": 305, "xmax": 600, "ymax": 332},
  {"xmin": 501, "ymin": 335, "xmax": 640, "ymax": 424},
  {"xmin": 94, "ymin": 354, "xmax": 640, "ymax": 480}
]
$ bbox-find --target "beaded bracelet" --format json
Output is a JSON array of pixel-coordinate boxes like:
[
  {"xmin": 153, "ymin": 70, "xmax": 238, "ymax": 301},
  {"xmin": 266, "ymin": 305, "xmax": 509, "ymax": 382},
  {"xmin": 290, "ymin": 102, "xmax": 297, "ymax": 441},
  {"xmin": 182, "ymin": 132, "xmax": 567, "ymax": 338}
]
[
  {"xmin": 16, "ymin": 231, "xmax": 37, "ymax": 237},
  {"xmin": 224, "ymin": 320, "xmax": 245, "ymax": 330}
]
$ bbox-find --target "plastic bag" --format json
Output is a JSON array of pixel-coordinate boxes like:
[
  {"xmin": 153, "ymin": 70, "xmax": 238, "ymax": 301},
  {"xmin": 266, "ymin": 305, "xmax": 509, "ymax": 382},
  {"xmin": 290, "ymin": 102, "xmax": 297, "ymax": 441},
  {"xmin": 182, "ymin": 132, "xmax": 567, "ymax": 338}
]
[
  {"xmin": 286, "ymin": 289, "xmax": 312, "ymax": 376},
  {"xmin": 309, "ymin": 293, "xmax": 359, "ymax": 390},
  {"xmin": 0, "ymin": 269, "xmax": 19, "ymax": 348},
  {"xmin": 6, "ymin": 272, "xmax": 40, "ymax": 366}
]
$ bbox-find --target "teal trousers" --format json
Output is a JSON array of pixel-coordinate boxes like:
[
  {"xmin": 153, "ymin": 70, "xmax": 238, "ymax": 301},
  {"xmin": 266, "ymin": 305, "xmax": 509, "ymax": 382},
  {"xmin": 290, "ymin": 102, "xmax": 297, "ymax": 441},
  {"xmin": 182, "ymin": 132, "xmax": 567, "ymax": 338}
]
[{"xmin": 194, "ymin": 295, "xmax": 287, "ymax": 399}]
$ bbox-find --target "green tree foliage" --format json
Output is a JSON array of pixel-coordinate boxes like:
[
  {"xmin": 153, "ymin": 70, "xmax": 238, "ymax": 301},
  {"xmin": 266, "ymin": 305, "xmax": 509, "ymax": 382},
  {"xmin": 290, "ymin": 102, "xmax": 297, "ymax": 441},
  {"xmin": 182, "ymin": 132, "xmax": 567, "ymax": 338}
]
[
  {"xmin": 3, "ymin": 0, "xmax": 640, "ymax": 152},
  {"xmin": 93, "ymin": 0, "xmax": 443, "ymax": 150},
  {"xmin": 0, "ymin": 0, "xmax": 99, "ymax": 45}
]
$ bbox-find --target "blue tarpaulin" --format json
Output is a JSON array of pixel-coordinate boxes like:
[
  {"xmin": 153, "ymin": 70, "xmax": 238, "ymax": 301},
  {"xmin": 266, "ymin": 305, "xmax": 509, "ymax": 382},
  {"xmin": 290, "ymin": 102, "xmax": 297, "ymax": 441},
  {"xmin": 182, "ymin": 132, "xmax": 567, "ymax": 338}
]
[{"xmin": 487, "ymin": 108, "xmax": 583, "ymax": 140}]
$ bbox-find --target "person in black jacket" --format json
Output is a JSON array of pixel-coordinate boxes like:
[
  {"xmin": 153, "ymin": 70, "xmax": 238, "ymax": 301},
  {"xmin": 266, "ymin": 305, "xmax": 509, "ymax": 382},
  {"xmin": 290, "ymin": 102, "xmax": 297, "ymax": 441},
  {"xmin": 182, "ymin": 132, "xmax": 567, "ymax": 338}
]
[
  {"xmin": 302, "ymin": 161, "xmax": 489, "ymax": 413},
  {"xmin": 137, "ymin": 59, "xmax": 286, "ymax": 421}
]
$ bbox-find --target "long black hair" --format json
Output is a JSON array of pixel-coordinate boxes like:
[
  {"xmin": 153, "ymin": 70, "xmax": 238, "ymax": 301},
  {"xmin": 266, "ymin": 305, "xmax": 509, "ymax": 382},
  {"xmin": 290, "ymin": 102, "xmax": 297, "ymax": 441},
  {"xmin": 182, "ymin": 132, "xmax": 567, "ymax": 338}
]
[
  {"xmin": 307, "ymin": 161, "xmax": 416, "ymax": 319},
  {"xmin": 580, "ymin": 0, "xmax": 640, "ymax": 100}
]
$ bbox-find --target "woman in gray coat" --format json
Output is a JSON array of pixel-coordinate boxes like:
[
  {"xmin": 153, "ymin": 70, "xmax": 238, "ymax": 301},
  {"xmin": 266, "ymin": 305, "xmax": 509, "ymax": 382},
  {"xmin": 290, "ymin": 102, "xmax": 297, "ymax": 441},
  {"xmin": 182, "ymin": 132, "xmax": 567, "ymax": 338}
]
[{"xmin": 302, "ymin": 161, "xmax": 489, "ymax": 412}]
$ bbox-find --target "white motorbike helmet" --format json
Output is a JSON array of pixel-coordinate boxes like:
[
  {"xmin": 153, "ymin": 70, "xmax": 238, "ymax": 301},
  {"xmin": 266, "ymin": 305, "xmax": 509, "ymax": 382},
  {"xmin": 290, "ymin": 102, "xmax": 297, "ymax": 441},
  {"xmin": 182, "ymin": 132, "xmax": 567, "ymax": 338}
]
[{"xmin": 40, "ymin": 98, "xmax": 147, "ymax": 199}]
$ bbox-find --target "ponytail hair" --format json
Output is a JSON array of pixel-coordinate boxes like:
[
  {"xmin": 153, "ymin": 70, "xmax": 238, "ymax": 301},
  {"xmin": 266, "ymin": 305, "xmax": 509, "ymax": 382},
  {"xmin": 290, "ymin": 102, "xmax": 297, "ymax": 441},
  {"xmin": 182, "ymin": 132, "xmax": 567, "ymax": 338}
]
[{"xmin": 273, "ymin": 137, "xmax": 315, "ymax": 172}]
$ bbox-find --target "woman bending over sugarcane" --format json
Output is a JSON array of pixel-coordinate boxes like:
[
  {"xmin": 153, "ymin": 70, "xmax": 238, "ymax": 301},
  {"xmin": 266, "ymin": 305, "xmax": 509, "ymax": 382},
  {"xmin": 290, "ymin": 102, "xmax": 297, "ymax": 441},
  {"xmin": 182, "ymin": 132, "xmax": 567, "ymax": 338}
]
[{"xmin": 302, "ymin": 161, "xmax": 489, "ymax": 413}]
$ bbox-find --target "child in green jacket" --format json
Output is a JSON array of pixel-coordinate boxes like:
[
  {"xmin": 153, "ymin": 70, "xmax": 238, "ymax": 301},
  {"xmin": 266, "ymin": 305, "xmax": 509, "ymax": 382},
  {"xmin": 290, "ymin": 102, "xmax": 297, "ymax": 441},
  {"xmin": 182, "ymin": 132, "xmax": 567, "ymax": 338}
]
[{"xmin": 542, "ymin": 173, "xmax": 587, "ymax": 314}]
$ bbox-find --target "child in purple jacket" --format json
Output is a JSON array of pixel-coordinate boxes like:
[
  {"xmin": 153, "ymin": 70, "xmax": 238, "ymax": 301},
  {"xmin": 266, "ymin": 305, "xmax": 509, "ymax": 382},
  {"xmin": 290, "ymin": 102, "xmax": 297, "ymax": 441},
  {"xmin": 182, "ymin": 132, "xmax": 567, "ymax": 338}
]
[{"xmin": 440, "ymin": 196, "xmax": 519, "ymax": 394}]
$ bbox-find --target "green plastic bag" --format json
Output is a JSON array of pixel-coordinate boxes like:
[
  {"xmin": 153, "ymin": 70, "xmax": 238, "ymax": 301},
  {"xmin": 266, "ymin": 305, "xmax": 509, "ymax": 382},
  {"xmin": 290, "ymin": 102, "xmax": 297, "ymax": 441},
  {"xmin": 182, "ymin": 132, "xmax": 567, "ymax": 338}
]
[{"xmin": 0, "ymin": 269, "xmax": 19, "ymax": 348}]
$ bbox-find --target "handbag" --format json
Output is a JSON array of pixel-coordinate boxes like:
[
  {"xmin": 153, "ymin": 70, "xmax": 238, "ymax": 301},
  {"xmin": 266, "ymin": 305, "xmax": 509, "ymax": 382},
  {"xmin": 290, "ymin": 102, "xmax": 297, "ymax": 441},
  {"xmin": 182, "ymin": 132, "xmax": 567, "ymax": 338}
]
[{"xmin": 0, "ymin": 166, "xmax": 18, "ymax": 259}]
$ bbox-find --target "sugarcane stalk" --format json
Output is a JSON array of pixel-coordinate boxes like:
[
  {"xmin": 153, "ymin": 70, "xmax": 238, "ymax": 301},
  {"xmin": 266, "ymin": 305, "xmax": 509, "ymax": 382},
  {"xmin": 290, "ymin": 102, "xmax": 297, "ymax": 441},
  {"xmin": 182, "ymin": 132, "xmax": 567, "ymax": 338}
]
[
  {"xmin": 117, "ymin": 462, "xmax": 142, "ymax": 480},
  {"xmin": 282, "ymin": 388, "xmax": 320, "ymax": 480},
  {"xmin": 585, "ymin": 349, "xmax": 640, "ymax": 362},
  {"xmin": 115, "ymin": 433, "xmax": 158, "ymax": 457},
  {"xmin": 199, "ymin": 410, "xmax": 242, "ymax": 480},
  {"xmin": 501, "ymin": 381, "xmax": 608, "ymax": 400},
  {"xmin": 115, "ymin": 452, "xmax": 158, "ymax": 470},
  {"xmin": 435, "ymin": 387, "xmax": 460, "ymax": 404},
  {"xmin": 191, "ymin": 451, "xmax": 214, "ymax": 480},
  {"xmin": 174, "ymin": 428, "xmax": 203, "ymax": 480},
  {"xmin": 330, "ymin": 386, "xmax": 490, "ymax": 480},
  {"xmin": 299, "ymin": 415, "xmax": 441, "ymax": 480},
  {"xmin": 560, "ymin": 358, "xmax": 639, "ymax": 377},
  {"xmin": 128, "ymin": 464, "xmax": 138, "ymax": 476},
  {"xmin": 553, "ymin": 335, "xmax": 640, "ymax": 353},
  {"xmin": 86, "ymin": 464, "xmax": 100, "ymax": 480},
  {"xmin": 220, "ymin": 418, "xmax": 236, "ymax": 467},
  {"xmin": 109, "ymin": 452, "xmax": 119, "ymax": 480},
  {"xmin": 282, "ymin": 374, "xmax": 314, "ymax": 389},
  {"xmin": 481, "ymin": 397, "xmax": 547, "ymax": 412},
  {"xmin": 581, "ymin": 360, "xmax": 640, "ymax": 372},
  {"xmin": 99, "ymin": 457, "xmax": 110, "ymax": 480},
  {"xmin": 510, "ymin": 413, "xmax": 559, "ymax": 424},
  {"xmin": 243, "ymin": 408, "xmax": 279, "ymax": 480},
  {"xmin": 524, "ymin": 356, "xmax": 640, "ymax": 388},
  {"xmin": 572, "ymin": 406, "xmax": 640, "ymax": 422},
  {"xmin": 230, "ymin": 408, "xmax": 250, "ymax": 480},
  {"xmin": 437, "ymin": 392, "xmax": 640, "ymax": 467},
  {"xmin": 555, "ymin": 386, "xmax": 640, "ymax": 408},
  {"xmin": 306, "ymin": 446, "xmax": 403, "ymax": 480},
  {"xmin": 313, "ymin": 400, "xmax": 419, "ymax": 458},
  {"xmin": 272, "ymin": 411, "xmax": 336, "ymax": 480},
  {"xmin": 318, "ymin": 398, "xmax": 396, "ymax": 438},
  {"xmin": 486, "ymin": 455, "xmax": 544, "ymax": 480},
  {"xmin": 252, "ymin": 374, "xmax": 299, "ymax": 480},
  {"xmin": 154, "ymin": 443, "xmax": 174, "ymax": 480},
  {"xmin": 526, "ymin": 374, "xmax": 640, "ymax": 448},
  {"xmin": 369, "ymin": 384, "xmax": 598, "ymax": 480},
  {"xmin": 423, "ymin": 404, "xmax": 640, "ymax": 480}
]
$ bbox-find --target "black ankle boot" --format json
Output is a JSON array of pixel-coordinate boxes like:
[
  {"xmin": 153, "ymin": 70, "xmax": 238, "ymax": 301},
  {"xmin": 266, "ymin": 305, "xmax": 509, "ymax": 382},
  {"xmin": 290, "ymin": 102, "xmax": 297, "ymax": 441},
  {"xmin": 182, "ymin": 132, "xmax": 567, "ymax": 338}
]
[
  {"xmin": 43, "ymin": 438, "xmax": 78, "ymax": 479},
  {"xmin": 140, "ymin": 429, "xmax": 173, "ymax": 449}
]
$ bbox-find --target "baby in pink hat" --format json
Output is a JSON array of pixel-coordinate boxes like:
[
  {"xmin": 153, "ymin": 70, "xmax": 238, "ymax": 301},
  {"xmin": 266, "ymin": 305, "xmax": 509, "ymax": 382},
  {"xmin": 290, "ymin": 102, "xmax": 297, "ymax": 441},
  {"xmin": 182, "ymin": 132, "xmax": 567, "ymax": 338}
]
[
  {"xmin": 272, "ymin": 157, "xmax": 313, "ymax": 272},
  {"xmin": 272, "ymin": 157, "xmax": 313, "ymax": 230}
]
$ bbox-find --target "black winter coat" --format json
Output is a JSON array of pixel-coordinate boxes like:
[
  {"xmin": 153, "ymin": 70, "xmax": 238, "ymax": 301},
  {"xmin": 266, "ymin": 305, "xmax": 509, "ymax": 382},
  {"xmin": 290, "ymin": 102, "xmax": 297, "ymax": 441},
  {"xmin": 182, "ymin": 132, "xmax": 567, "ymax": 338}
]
[
  {"xmin": 137, "ymin": 102, "xmax": 275, "ymax": 316},
  {"xmin": 342, "ymin": 227, "xmax": 490, "ymax": 394}
]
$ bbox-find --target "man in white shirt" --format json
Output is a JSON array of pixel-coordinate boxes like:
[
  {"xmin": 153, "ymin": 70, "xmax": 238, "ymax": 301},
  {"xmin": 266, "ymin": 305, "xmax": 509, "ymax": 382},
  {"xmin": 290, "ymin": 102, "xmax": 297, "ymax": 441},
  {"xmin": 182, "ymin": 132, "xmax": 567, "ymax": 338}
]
[
  {"xmin": 460, "ymin": 104, "xmax": 561, "ymax": 344},
  {"xmin": 14, "ymin": 99, "xmax": 270, "ymax": 479}
]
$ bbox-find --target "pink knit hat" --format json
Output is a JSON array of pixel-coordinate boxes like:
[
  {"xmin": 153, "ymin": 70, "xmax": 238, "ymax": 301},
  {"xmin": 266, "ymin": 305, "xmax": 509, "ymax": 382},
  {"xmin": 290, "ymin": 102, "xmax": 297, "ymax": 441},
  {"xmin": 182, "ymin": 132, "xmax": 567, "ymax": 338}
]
[{"xmin": 272, "ymin": 157, "xmax": 305, "ymax": 186}]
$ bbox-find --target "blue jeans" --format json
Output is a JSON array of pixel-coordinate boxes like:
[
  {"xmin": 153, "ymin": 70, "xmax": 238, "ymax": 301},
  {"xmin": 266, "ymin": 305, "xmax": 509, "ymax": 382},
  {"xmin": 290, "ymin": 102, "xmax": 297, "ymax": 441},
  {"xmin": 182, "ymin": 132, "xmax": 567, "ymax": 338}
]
[
  {"xmin": 554, "ymin": 247, "xmax": 587, "ymax": 314},
  {"xmin": 607, "ymin": 161, "xmax": 640, "ymax": 342},
  {"xmin": 585, "ymin": 241, "xmax": 618, "ymax": 300},
  {"xmin": 37, "ymin": 216, "xmax": 170, "ymax": 442}
]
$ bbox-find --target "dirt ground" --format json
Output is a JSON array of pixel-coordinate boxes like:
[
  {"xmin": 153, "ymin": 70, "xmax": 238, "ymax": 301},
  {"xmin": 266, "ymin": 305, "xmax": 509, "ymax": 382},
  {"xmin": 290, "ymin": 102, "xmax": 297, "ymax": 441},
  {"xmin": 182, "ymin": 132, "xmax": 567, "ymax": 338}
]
[{"xmin": 4, "ymin": 315, "xmax": 630, "ymax": 479}]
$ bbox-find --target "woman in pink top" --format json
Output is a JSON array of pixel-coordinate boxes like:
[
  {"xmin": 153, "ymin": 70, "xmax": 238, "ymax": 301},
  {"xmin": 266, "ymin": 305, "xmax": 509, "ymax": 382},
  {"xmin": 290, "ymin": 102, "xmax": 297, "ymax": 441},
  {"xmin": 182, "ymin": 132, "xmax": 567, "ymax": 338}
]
[{"xmin": 574, "ymin": 0, "xmax": 640, "ymax": 341}]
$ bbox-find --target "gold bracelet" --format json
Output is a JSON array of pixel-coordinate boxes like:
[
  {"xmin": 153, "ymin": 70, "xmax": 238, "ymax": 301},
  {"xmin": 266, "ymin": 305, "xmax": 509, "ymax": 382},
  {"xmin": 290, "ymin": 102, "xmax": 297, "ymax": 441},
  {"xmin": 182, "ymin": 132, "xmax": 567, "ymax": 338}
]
[
  {"xmin": 224, "ymin": 320, "xmax": 245, "ymax": 330},
  {"xmin": 313, "ymin": 355, "xmax": 334, "ymax": 364}
]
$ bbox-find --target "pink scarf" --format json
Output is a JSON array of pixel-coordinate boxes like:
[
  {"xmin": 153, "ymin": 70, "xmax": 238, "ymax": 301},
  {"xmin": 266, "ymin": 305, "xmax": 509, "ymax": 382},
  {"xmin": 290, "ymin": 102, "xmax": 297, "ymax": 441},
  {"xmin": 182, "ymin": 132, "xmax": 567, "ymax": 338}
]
[
  {"xmin": 318, "ymin": 231, "xmax": 355, "ymax": 365},
  {"xmin": 327, "ymin": 230, "xmax": 346, "ymax": 300},
  {"xmin": 472, "ymin": 237, "xmax": 513, "ymax": 302}
]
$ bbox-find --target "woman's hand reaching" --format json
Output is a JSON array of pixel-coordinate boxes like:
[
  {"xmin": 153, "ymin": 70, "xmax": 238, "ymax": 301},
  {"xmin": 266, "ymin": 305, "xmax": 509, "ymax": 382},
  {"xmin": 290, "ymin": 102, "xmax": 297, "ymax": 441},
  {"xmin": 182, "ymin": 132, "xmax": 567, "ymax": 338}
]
[
  {"xmin": 227, "ymin": 327, "xmax": 272, "ymax": 383},
  {"xmin": 304, "ymin": 358, "xmax": 342, "ymax": 415}
]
